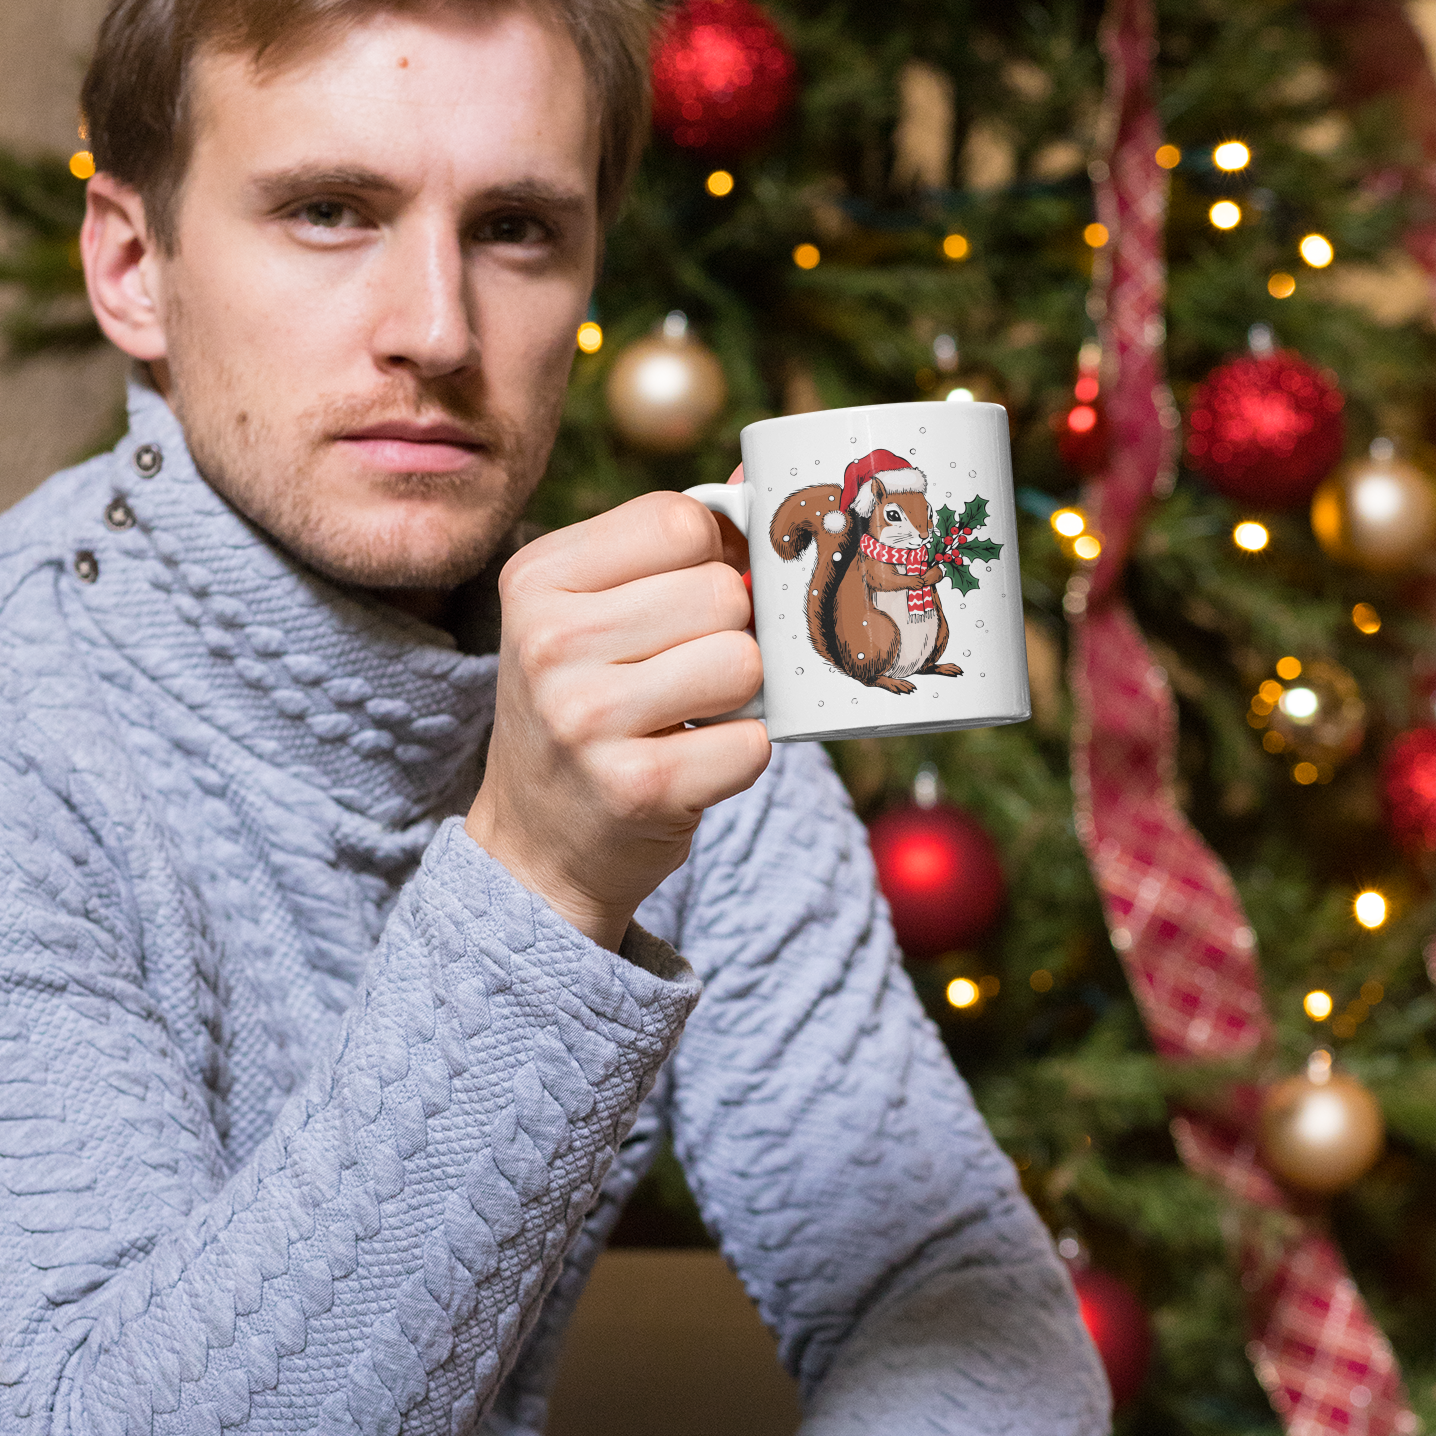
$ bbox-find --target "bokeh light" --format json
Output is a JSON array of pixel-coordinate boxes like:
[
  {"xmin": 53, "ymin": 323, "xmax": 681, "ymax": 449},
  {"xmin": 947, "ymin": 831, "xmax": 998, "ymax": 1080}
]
[
  {"xmin": 1154, "ymin": 144, "xmax": 1181, "ymax": 169},
  {"xmin": 1293, "ymin": 761, "xmax": 1319, "ymax": 785},
  {"xmin": 1030, "ymin": 969, "xmax": 1054, "ymax": 992},
  {"xmin": 1268, "ymin": 272, "xmax": 1296, "ymax": 299},
  {"xmin": 1083, "ymin": 222, "xmax": 1109, "ymax": 248},
  {"xmin": 942, "ymin": 232, "xmax": 970, "ymax": 260},
  {"xmin": 1299, "ymin": 233, "xmax": 1334, "ymax": 268},
  {"xmin": 1233, "ymin": 520, "xmax": 1269, "ymax": 551},
  {"xmin": 946, "ymin": 977, "xmax": 979, "ymax": 1010},
  {"xmin": 1352, "ymin": 602, "xmax": 1381, "ymax": 635},
  {"xmin": 69, "ymin": 151, "xmax": 95, "ymax": 180},
  {"xmin": 1073, "ymin": 534, "xmax": 1102, "ymax": 561},
  {"xmin": 1354, "ymin": 890, "xmax": 1387, "ymax": 929},
  {"xmin": 576, "ymin": 322, "xmax": 603, "ymax": 354},
  {"xmin": 792, "ymin": 243, "xmax": 820, "ymax": 270},
  {"xmin": 1213, "ymin": 141, "xmax": 1251, "ymax": 171},
  {"xmin": 1276, "ymin": 656, "xmax": 1302, "ymax": 680},
  {"xmin": 1067, "ymin": 404, "xmax": 1098, "ymax": 434},
  {"xmin": 1209, "ymin": 200, "xmax": 1242, "ymax": 230},
  {"xmin": 1304, "ymin": 990, "xmax": 1333, "ymax": 1020},
  {"xmin": 705, "ymin": 169, "xmax": 734, "ymax": 197},
  {"xmin": 1052, "ymin": 509, "xmax": 1086, "ymax": 538}
]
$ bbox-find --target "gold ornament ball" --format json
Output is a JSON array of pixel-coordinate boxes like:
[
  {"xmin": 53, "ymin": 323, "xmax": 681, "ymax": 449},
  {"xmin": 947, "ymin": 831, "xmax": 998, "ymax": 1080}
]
[
  {"xmin": 1259, "ymin": 1069, "xmax": 1384, "ymax": 1195},
  {"xmin": 1255, "ymin": 657, "xmax": 1365, "ymax": 769},
  {"xmin": 1310, "ymin": 442, "xmax": 1436, "ymax": 572},
  {"xmin": 605, "ymin": 314, "xmax": 727, "ymax": 453}
]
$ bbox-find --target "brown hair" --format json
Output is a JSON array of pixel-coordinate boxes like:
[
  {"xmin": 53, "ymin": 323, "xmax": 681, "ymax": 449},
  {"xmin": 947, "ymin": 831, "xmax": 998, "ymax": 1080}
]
[{"xmin": 81, "ymin": 0, "xmax": 654, "ymax": 250}]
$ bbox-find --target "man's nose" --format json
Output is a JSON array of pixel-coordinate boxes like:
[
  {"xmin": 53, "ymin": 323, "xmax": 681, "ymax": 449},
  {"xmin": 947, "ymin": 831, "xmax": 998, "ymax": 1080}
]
[{"xmin": 371, "ymin": 220, "xmax": 476, "ymax": 380}]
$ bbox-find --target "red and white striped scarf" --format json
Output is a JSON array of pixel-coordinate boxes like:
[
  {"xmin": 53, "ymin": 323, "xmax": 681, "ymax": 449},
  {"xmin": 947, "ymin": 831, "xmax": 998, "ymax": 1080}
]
[{"xmin": 860, "ymin": 533, "xmax": 934, "ymax": 614}]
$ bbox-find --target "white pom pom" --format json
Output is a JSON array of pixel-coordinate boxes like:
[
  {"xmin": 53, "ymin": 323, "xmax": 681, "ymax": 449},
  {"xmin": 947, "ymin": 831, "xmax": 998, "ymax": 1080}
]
[{"xmin": 822, "ymin": 511, "xmax": 846, "ymax": 534}]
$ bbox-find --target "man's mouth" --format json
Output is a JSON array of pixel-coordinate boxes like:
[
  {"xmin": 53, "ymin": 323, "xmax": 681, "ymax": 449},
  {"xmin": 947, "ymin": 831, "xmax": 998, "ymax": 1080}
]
[{"xmin": 336, "ymin": 421, "xmax": 487, "ymax": 475}]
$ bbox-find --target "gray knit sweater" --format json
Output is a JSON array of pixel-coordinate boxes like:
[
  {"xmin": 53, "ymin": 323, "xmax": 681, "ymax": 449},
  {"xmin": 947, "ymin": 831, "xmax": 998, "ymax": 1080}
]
[{"xmin": 0, "ymin": 380, "xmax": 1108, "ymax": 1434}]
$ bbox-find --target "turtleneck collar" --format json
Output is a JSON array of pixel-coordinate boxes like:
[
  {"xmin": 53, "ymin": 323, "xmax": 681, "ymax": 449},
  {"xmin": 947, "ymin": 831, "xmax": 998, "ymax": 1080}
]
[{"xmin": 73, "ymin": 376, "xmax": 500, "ymax": 828}]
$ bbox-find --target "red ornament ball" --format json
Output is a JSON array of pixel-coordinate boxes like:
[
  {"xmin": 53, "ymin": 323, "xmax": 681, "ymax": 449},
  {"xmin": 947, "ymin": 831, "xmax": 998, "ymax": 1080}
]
[
  {"xmin": 868, "ymin": 802, "xmax": 1006, "ymax": 960},
  {"xmin": 1055, "ymin": 399, "xmax": 1111, "ymax": 476},
  {"xmin": 1186, "ymin": 350, "xmax": 1345, "ymax": 508},
  {"xmin": 651, "ymin": 0, "xmax": 797, "ymax": 156},
  {"xmin": 1383, "ymin": 728, "xmax": 1436, "ymax": 857},
  {"xmin": 1073, "ymin": 1267, "xmax": 1153, "ymax": 1408}
]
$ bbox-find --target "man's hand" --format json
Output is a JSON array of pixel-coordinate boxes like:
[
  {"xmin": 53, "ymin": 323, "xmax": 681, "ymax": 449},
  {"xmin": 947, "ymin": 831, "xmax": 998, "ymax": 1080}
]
[{"xmin": 465, "ymin": 489, "xmax": 769, "ymax": 951}]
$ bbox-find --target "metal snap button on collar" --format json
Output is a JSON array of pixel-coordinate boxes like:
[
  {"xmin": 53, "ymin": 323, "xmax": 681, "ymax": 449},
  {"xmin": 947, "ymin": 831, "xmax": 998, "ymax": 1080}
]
[
  {"xmin": 132, "ymin": 443, "xmax": 162, "ymax": 478},
  {"xmin": 74, "ymin": 550, "xmax": 100, "ymax": 583},
  {"xmin": 104, "ymin": 497, "xmax": 136, "ymax": 531}
]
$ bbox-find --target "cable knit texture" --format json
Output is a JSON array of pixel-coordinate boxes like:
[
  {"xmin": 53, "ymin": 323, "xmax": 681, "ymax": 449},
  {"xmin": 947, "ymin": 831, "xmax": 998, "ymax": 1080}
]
[{"xmin": 0, "ymin": 378, "xmax": 1109, "ymax": 1434}]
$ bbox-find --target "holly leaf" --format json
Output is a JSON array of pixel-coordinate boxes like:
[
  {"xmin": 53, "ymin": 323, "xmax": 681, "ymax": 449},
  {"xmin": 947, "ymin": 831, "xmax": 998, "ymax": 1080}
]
[
  {"xmin": 960, "ymin": 536, "xmax": 1004, "ymax": 565},
  {"xmin": 929, "ymin": 504, "xmax": 958, "ymax": 563},
  {"xmin": 943, "ymin": 560, "xmax": 981, "ymax": 596},
  {"xmin": 957, "ymin": 494, "xmax": 990, "ymax": 531}
]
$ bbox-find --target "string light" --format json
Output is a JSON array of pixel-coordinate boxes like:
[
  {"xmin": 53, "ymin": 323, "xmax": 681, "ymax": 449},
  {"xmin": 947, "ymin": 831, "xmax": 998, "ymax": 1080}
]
[
  {"xmin": 1154, "ymin": 144, "xmax": 1181, "ymax": 169},
  {"xmin": 942, "ymin": 232, "xmax": 970, "ymax": 260},
  {"xmin": 946, "ymin": 977, "xmax": 979, "ymax": 1009},
  {"xmin": 575, "ymin": 322, "xmax": 603, "ymax": 354},
  {"xmin": 1275, "ymin": 656, "xmax": 1302, "ymax": 680},
  {"xmin": 1073, "ymin": 534, "xmax": 1102, "ymax": 560},
  {"xmin": 1304, "ymin": 989, "xmax": 1333, "ymax": 1020},
  {"xmin": 1352, "ymin": 602, "xmax": 1381, "ymax": 635},
  {"xmin": 1067, "ymin": 404, "xmax": 1098, "ymax": 434},
  {"xmin": 1299, "ymin": 233, "xmax": 1334, "ymax": 268},
  {"xmin": 1354, "ymin": 890, "xmax": 1387, "ymax": 928},
  {"xmin": 1074, "ymin": 373, "xmax": 1099, "ymax": 402},
  {"xmin": 1209, "ymin": 200, "xmax": 1241, "ymax": 230},
  {"xmin": 1083, "ymin": 222, "xmax": 1109, "ymax": 248},
  {"xmin": 792, "ymin": 242, "xmax": 820, "ymax": 270},
  {"xmin": 1233, "ymin": 520, "xmax": 1269, "ymax": 551},
  {"xmin": 705, "ymin": 169, "xmax": 734, "ymax": 197},
  {"xmin": 69, "ymin": 151, "xmax": 95, "ymax": 180},
  {"xmin": 1052, "ymin": 509, "xmax": 1086, "ymax": 538},
  {"xmin": 1268, "ymin": 272, "xmax": 1296, "ymax": 299},
  {"xmin": 1213, "ymin": 141, "xmax": 1251, "ymax": 171}
]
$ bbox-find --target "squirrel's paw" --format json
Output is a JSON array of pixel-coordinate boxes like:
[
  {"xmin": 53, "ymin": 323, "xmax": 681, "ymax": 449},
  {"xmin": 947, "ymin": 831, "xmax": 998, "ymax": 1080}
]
[
  {"xmin": 873, "ymin": 677, "xmax": 917, "ymax": 694},
  {"xmin": 929, "ymin": 663, "xmax": 964, "ymax": 677}
]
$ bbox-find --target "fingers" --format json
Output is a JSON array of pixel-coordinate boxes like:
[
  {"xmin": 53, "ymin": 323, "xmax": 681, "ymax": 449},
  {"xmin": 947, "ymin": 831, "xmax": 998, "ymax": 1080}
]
[
  {"xmin": 503, "ymin": 491, "xmax": 722, "ymax": 598},
  {"xmin": 607, "ymin": 719, "xmax": 772, "ymax": 820},
  {"xmin": 574, "ymin": 562, "xmax": 753, "ymax": 664}
]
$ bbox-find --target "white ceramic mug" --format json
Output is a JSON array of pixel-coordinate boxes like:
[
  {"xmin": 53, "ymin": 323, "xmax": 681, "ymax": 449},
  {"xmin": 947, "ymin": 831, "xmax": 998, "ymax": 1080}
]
[{"xmin": 685, "ymin": 401, "xmax": 1030, "ymax": 743}]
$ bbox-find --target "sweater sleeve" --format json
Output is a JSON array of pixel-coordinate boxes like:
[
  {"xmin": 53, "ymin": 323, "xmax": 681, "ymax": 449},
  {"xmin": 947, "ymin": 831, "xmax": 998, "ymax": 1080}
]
[
  {"xmin": 660, "ymin": 742, "xmax": 1110, "ymax": 1434},
  {"xmin": 0, "ymin": 729, "xmax": 700, "ymax": 1436}
]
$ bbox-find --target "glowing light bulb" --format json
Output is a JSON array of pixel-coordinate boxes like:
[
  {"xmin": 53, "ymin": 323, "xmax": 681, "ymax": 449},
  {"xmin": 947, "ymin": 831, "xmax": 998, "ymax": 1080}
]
[
  {"xmin": 1299, "ymin": 233, "xmax": 1334, "ymax": 268},
  {"xmin": 1209, "ymin": 200, "xmax": 1241, "ymax": 230},
  {"xmin": 1083, "ymin": 222, "xmax": 1109, "ymax": 248},
  {"xmin": 1052, "ymin": 509, "xmax": 1086, "ymax": 538},
  {"xmin": 946, "ymin": 977, "xmax": 980, "ymax": 1009},
  {"xmin": 1233, "ymin": 520, "xmax": 1269, "ymax": 552},
  {"xmin": 792, "ymin": 243, "xmax": 820, "ymax": 270},
  {"xmin": 1354, "ymin": 891, "xmax": 1387, "ymax": 929},
  {"xmin": 705, "ymin": 169, "xmax": 734, "ymax": 197},
  {"xmin": 942, "ymin": 233, "xmax": 970, "ymax": 260},
  {"xmin": 1073, "ymin": 534, "xmax": 1102, "ymax": 561},
  {"xmin": 1268, "ymin": 272, "xmax": 1296, "ymax": 299},
  {"xmin": 1275, "ymin": 656, "xmax": 1302, "ymax": 680},
  {"xmin": 1213, "ymin": 141, "xmax": 1251, "ymax": 171},
  {"xmin": 1304, "ymin": 990, "xmax": 1333, "ymax": 1020},
  {"xmin": 1154, "ymin": 144, "xmax": 1181, "ymax": 169},
  {"xmin": 575, "ymin": 322, "xmax": 603, "ymax": 354}
]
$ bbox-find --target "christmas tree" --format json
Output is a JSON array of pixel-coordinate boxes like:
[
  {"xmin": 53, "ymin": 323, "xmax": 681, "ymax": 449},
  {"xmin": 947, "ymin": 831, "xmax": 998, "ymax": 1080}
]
[{"xmin": 9, "ymin": 0, "xmax": 1436, "ymax": 1428}]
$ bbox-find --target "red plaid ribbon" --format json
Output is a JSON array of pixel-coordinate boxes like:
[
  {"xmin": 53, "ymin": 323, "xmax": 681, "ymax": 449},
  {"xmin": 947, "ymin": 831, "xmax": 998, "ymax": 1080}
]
[
  {"xmin": 1068, "ymin": 1, "xmax": 1414, "ymax": 1429},
  {"xmin": 859, "ymin": 533, "xmax": 936, "ymax": 612}
]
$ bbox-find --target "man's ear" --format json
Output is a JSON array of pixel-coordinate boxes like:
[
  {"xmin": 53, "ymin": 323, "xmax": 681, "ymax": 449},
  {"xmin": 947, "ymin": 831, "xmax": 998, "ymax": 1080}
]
[{"xmin": 81, "ymin": 172, "xmax": 169, "ymax": 362}]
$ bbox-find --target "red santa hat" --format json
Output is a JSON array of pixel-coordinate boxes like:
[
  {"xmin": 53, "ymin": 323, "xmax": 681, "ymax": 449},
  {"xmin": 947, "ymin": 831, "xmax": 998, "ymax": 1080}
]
[{"xmin": 839, "ymin": 448, "xmax": 927, "ymax": 519}]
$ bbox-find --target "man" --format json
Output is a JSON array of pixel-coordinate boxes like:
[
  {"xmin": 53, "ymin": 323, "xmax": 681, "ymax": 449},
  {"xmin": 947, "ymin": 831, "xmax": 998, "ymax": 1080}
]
[{"xmin": 0, "ymin": 0, "xmax": 1109, "ymax": 1429}]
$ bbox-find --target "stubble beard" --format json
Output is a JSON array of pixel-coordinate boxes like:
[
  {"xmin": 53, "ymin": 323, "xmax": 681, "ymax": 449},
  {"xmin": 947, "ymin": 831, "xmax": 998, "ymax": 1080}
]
[{"xmin": 164, "ymin": 314, "xmax": 554, "ymax": 595}]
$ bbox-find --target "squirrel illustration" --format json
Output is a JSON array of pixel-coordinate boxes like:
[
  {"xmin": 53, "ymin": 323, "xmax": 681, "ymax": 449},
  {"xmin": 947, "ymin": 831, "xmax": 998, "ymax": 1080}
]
[{"xmin": 769, "ymin": 448, "xmax": 964, "ymax": 695}]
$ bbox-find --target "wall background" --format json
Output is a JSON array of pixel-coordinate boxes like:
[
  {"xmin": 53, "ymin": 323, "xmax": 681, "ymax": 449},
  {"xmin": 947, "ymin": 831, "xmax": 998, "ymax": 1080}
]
[{"xmin": 0, "ymin": 0, "xmax": 128, "ymax": 514}]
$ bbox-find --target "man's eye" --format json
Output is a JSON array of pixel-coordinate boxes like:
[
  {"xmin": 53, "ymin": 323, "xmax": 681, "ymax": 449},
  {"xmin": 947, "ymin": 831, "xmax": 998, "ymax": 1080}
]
[
  {"xmin": 479, "ymin": 214, "xmax": 548, "ymax": 245},
  {"xmin": 297, "ymin": 200, "xmax": 352, "ymax": 229}
]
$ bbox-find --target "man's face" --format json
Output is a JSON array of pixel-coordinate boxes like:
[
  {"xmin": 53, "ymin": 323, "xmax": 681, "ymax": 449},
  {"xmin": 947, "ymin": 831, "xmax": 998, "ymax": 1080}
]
[{"xmin": 150, "ymin": 5, "xmax": 600, "ymax": 592}]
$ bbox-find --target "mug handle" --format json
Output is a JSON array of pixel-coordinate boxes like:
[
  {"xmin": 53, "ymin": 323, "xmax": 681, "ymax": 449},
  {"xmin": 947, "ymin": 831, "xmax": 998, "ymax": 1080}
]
[{"xmin": 682, "ymin": 482, "xmax": 764, "ymax": 723}]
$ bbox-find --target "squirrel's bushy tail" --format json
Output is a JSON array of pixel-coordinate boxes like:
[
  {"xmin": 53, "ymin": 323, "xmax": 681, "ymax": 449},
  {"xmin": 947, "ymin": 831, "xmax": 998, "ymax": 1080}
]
[{"xmin": 769, "ymin": 485, "xmax": 853, "ymax": 669}]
